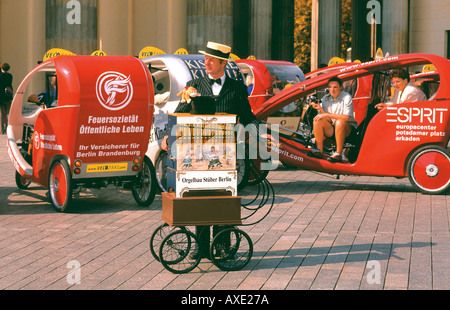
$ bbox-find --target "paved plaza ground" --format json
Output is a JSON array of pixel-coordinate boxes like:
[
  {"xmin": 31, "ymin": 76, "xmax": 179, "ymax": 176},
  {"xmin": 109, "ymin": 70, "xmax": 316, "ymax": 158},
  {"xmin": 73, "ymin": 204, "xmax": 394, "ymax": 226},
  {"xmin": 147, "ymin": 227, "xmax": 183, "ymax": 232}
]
[{"xmin": 0, "ymin": 134, "xmax": 449, "ymax": 293}]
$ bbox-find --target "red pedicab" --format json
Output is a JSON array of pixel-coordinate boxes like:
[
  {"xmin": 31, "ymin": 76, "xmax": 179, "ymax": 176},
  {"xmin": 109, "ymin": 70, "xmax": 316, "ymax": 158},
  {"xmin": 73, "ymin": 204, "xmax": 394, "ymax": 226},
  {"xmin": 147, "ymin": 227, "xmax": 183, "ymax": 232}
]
[
  {"xmin": 253, "ymin": 53, "xmax": 450, "ymax": 194},
  {"xmin": 7, "ymin": 55, "xmax": 158, "ymax": 211}
]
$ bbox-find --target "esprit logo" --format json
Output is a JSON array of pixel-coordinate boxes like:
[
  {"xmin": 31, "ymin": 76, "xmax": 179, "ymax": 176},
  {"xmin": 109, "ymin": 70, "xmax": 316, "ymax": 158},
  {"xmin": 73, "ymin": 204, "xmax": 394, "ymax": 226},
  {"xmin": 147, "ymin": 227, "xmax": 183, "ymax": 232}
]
[
  {"xmin": 96, "ymin": 71, "xmax": 133, "ymax": 111},
  {"xmin": 386, "ymin": 107, "xmax": 448, "ymax": 124}
]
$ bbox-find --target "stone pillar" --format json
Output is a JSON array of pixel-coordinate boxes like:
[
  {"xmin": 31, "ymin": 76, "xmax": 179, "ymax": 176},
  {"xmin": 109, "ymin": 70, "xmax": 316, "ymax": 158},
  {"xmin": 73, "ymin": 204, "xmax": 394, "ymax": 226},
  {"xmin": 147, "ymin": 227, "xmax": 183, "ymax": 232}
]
[
  {"xmin": 250, "ymin": 0, "xmax": 272, "ymax": 59},
  {"xmin": 186, "ymin": 0, "xmax": 233, "ymax": 54},
  {"xmin": 232, "ymin": 0, "xmax": 251, "ymax": 58},
  {"xmin": 382, "ymin": 0, "xmax": 409, "ymax": 55},
  {"xmin": 351, "ymin": 0, "xmax": 372, "ymax": 62},
  {"xmin": 272, "ymin": 0, "xmax": 294, "ymax": 61},
  {"xmin": 46, "ymin": 0, "xmax": 97, "ymax": 55},
  {"xmin": 311, "ymin": 0, "xmax": 341, "ymax": 69}
]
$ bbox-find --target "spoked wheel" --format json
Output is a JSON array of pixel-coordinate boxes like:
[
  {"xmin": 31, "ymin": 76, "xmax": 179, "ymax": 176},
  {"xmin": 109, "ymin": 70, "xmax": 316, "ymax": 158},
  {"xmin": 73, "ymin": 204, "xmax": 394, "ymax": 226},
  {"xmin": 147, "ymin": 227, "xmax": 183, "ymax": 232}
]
[
  {"xmin": 149, "ymin": 223, "xmax": 187, "ymax": 262},
  {"xmin": 159, "ymin": 230, "xmax": 201, "ymax": 274},
  {"xmin": 408, "ymin": 145, "xmax": 450, "ymax": 195},
  {"xmin": 132, "ymin": 156, "xmax": 157, "ymax": 206},
  {"xmin": 49, "ymin": 159, "xmax": 72, "ymax": 212},
  {"xmin": 210, "ymin": 227, "xmax": 253, "ymax": 271},
  {"xmin": 15, "ymin": 171, "xmax": 31, "ymax": 189}
]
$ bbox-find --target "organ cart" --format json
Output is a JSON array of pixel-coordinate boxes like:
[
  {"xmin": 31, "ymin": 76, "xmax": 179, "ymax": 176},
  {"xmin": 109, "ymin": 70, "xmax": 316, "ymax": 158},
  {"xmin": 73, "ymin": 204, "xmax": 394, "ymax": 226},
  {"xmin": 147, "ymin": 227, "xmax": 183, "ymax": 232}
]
[{"xmin": 149, "ymin": 111, "xmax": 272, "ymax": 273}]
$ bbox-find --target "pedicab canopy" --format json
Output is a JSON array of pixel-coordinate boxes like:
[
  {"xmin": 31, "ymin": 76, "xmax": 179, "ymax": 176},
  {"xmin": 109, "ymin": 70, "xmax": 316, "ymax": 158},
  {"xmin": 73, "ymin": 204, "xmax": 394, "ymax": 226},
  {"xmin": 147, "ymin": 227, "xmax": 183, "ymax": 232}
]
[{"xmin": 7, "ymin": 55, "xmax": 154, "ymax": 188}]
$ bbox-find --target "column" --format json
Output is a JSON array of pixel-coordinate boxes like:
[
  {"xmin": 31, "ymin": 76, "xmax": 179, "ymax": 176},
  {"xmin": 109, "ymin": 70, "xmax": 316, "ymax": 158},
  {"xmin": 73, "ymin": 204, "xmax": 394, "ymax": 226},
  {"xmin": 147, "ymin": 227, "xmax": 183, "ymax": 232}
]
[
  {"xmin": 46, "ymin": 0, "xmax": 97, "ymax": 55},
  {"xmin": 351, "ymin": 0, "xmax": 372, "ymax": 62},
  {"xmin": 98, "ymin": 0, "xmax": 130, "ymax": 55},
  {"xmin": 382, "ymin": 0, "xmax": 409, "ymax": 55},
  {"xmin": 272, "ymin": 0, "xmax": 294, "ymax": 61},
  {"xmin": 249, "ymin": 0, "xmax": 272, "ymax": 59},
  {"xmin": 186, "ymin": 0, "xmax": 233, "ymax": 54},
  {"xmin": 311, "ymin": 0, "xmax": 341, "ymax": 69}
]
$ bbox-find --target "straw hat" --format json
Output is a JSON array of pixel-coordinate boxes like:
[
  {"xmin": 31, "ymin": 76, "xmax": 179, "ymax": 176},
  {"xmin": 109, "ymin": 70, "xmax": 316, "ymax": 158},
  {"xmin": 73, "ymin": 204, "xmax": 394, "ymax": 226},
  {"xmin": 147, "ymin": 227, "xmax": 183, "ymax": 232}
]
[{"xmin": 199, "ymin": 42, "xmax": 231, "ymax": 61}]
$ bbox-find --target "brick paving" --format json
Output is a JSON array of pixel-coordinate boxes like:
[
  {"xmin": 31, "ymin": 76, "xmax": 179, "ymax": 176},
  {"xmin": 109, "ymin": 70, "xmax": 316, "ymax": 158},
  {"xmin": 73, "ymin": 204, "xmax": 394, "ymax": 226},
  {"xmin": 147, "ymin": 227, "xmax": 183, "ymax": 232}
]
[{"xmin": 1, "ymin": 133, "xmax": 449, "ymax": 291}]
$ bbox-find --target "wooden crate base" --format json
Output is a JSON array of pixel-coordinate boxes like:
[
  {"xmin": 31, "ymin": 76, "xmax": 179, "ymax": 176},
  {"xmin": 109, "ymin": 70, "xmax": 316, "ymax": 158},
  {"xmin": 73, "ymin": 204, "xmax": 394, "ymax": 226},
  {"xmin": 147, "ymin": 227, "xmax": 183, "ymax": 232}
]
[{"xmin": 162, "ymin": 192, "xmax": 242, "ymax": 226}]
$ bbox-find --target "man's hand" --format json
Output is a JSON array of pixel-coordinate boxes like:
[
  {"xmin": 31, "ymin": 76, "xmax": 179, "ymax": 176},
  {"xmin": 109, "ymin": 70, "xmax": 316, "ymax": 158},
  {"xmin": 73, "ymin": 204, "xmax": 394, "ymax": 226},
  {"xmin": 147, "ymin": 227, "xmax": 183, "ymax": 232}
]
[
  {"xmin": 177, "ymin": 86, "xmax": 199, "ymax": 103},
  {"xmin": 375, "ymin": 103, "xmax": 388, "ymax": 110}
]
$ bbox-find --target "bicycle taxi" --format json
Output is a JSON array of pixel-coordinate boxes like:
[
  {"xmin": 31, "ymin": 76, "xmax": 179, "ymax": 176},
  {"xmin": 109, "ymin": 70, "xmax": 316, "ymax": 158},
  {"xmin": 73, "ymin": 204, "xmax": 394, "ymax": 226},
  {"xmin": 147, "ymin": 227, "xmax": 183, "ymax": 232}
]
[
  {"xmin": 7, "ymin": 55, "xmax": 157, "ymax": 211},
  {"xmin": 253, "ymin": 53, "xmax": 450, "ymax": 194}
]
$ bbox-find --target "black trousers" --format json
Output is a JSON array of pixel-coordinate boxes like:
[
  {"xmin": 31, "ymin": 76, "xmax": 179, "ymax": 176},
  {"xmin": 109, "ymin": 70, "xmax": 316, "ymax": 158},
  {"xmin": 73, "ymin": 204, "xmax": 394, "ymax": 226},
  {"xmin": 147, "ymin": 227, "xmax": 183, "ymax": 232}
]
[{"xmin": 195, "ymin": 225, "xmax": 232, "ymax": 258}]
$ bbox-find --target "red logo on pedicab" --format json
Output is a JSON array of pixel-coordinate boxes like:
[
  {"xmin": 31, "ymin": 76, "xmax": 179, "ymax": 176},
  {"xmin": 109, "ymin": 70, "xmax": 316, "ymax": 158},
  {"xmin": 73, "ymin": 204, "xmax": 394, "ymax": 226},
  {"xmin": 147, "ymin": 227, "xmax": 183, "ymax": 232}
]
[
  {"xmin": 96, "ymin": 71, "xmax": 134, "ymax": 111},
  {"xmin": 34, "ymin": 131, "xmax": 40, "ymax": 150}
]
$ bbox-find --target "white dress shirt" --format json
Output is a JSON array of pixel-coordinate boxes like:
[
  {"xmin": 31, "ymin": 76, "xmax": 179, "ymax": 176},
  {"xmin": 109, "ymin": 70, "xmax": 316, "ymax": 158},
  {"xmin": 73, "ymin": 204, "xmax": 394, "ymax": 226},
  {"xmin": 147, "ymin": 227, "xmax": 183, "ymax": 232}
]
[{"xmin": 209, "ymin": 74, "xmax": 226, "ymax": 96}]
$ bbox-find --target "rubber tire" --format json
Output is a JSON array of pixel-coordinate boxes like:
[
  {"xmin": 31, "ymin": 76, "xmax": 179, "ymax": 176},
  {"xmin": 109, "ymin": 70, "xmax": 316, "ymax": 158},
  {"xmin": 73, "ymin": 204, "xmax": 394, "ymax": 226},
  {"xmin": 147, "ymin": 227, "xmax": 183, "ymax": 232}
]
[
  {"xmin": 155, "ymin": 150, "xmax": 168, "ymax": 193},
  {"xmin": 15, "ymin": 171, "xmax": 31, "ymax": 189},
  {"xmin": 49, "ymin": 159, "xmax": 72, "ymax": 212},
  {"xmin": 132, "ymin": 156, "xmax": 157, "ymax": 207},
  {"xmin": 407, "ymin": 145, "xmax": 450, "ymax": 195},
  {"xmin": 247, "ymin": 158, "xmax": 270, "ymax": 186},
  {"xmin": 236, "ymin": 157, "xmax": 250, "ymax": 191}
]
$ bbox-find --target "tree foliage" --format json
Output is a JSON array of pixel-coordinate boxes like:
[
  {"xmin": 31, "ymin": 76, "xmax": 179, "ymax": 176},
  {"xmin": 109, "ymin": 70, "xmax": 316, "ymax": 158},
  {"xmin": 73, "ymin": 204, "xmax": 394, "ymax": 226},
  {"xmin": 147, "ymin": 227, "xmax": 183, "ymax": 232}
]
[
  {"xmin": 294, "ymin": 0, "xmax": 312, "ymax": 73},
  {"xmin": 294, "ymin": 0, "xmax": 352, "ymax": 72}
]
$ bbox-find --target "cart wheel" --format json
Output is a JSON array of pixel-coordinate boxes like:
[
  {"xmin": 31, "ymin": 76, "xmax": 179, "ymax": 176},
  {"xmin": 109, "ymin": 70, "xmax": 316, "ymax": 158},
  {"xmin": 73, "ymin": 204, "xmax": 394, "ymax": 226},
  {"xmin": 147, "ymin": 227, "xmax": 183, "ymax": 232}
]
[
  {"xmin": 159, "ymin": 230, "xmax": 201, "ymax": 274},
  {"xmin": 149, "ymin": 223, "xmax": 187, "ymax": 262},
  {"xmin": 132, "ymin": 156, "xmax": 157, "ymax": 206},
  {"xmin": 210, "ymin": 228, "xmax": 253, "ymax": 271},
  {"xmin": 49, "ymin": 159, "xmax": 72, "ymax": 212},
  {"xmin": 407, "ymin": 145, "xmax": 450, "ymax": 195},
  {"xmin": 15, "ymin": 171, "xmax": 31, "ymax": 189}
]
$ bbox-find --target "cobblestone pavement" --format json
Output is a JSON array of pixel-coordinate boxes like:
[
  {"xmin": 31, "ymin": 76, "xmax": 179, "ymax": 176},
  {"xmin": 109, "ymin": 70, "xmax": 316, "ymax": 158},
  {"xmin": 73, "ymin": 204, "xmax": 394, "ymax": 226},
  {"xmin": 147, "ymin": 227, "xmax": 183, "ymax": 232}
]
[{"xmin": 1, "ymin": 134, "xmax": 449, "ymax": 291}]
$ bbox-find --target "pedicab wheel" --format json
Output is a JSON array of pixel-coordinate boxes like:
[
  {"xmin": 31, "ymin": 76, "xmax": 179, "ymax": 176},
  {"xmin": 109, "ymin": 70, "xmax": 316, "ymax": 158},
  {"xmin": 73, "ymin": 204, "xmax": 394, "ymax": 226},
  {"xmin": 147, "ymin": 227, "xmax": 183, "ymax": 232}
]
[
  {"xmin": 247, "ymin": 158, "xmax": 270, "ymax": 186},
  {"xmin": 155, "ymin": 150, "xmax": 168, "ymax": 192},
  {"xmin": 210, "ymin": 228, "xmax": 253, "ymax": 271},
  {"xmin": 407, "ymin": 145, "xmax": 450, "ymax": 195},
  {"xmin": 15, "ymin": 171, "xmax": 31, "ymax": 189},
  {"xmin": 236, "ymin": 158, "xmax": 250, "ymax": 190},
  {"xmin": 132, "ymin": 156, "xmax": 157, "ymax": 206},
  {"xmin": 49, "ymin": 159, "xmax": 72, "ymax": 212},
  {"xmin": 159, "ymin": 230, "xmax": 201, "ymax": 274},
  {"xmin": 149, "ymin": 223, "xmax": 187, "ymax": 262}
]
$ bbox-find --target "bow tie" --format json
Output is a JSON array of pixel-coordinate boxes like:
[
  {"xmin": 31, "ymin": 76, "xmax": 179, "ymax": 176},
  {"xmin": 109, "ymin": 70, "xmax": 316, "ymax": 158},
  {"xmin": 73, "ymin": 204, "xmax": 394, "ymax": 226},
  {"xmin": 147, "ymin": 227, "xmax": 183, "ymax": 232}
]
[{"xmin": 209, "ymin": 78, "xmax": 222, "ymax": 85}]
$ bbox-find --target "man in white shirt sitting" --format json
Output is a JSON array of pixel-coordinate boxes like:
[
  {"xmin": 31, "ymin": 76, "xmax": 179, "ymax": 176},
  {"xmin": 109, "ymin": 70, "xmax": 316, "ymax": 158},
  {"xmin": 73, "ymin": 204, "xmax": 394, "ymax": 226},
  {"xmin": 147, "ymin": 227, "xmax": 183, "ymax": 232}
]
[
  {"xmin": 307, "ymin": 77, "xmax": 357, "ymax": 163},
  {"xmin": 375, "ymin": 68, "xmax": 427, "ymax": 110}
]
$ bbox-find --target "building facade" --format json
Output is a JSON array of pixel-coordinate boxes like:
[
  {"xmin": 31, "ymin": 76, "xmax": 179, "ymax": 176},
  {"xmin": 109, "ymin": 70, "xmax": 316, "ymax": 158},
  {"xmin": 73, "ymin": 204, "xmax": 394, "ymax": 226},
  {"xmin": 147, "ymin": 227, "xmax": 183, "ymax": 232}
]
[
  {"xmin": 313, "ymin": 0, "xmax": 450, "ymax": 69},
  {"xmin": 0, "ymin": 0, "xmax": 294, "ymax": 92},
  {"xmin": 0, "ymin": 0, "xmax": 448, "ymax": 91}
]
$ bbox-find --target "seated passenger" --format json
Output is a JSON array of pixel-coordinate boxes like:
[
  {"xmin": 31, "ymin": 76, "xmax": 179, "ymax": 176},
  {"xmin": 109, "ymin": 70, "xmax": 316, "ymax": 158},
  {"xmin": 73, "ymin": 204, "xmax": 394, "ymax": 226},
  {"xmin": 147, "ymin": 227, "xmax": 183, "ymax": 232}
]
[
  {"xmin": 28, "ymin": 74, "xmax": 58, "ymax": 108},
  {"xmin": 307, "ymin": 77, "xmax": 357, "ymax": 163},
  {"xmin": 375, "ymin": 68, "xmax": 426, "ymax": 110}
]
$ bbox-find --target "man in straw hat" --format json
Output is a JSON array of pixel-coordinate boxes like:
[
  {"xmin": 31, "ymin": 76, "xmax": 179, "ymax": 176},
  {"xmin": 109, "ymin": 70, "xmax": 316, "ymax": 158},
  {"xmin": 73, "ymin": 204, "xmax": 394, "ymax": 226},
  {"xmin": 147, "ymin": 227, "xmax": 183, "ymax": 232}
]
[
  {"xmin": 174, "ymin": 42, "xmax": 261, "ymax": 259},
  {"xmin": 175, "ymin": 41, "xmax": 258, "ymax": 127}
]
